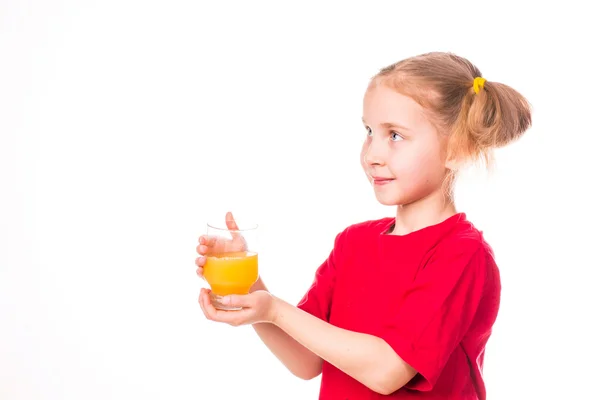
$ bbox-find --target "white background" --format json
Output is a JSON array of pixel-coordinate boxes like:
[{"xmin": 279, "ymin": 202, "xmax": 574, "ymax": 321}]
[{"xmin": 2, "ymin": 1, "xmax": 599, "ymax": 399}]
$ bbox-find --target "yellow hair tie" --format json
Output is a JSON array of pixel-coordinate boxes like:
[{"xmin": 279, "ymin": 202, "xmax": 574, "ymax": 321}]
[{"xmin": 473, "ymin": 77, "xmax": 486, "ymax": 94}]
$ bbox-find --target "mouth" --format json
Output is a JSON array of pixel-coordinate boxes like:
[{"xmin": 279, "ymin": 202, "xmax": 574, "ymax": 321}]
[{"xmin": 372, "ymin": 177, "xmax": 395, "ymax": 186}]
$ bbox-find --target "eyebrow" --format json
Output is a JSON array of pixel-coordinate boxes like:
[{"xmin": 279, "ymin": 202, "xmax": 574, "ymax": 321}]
[{"xmin": 361, "ymin": 118, "xmax": 411, "ymax": 132}]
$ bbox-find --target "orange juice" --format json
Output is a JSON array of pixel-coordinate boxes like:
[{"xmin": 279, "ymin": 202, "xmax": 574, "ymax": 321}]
[{"xmin": 203, "ymin": 251, "xmax": 258, "ymax": 296}]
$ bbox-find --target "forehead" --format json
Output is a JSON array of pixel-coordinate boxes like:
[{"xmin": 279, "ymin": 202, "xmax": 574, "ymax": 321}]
[{"xmin": 362, "ymin": 83, "xmax": 428, "ymax": 127}]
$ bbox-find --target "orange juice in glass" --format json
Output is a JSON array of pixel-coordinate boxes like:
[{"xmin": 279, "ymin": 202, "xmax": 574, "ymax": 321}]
[{"xmin": 203, "ymin": 221, "xmax": 258, "ymax": 310}]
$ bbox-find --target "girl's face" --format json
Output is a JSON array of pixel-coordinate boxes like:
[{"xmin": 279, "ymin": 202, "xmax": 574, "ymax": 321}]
[{"xmin": 361, "ymin": 83, "xmax": 449, "ymax": 206}]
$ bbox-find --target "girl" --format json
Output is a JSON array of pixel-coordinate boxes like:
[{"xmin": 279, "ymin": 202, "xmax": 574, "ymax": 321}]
[{"xmin": 195, "ymin": 51, "xmax": 532, "ymax": 399}]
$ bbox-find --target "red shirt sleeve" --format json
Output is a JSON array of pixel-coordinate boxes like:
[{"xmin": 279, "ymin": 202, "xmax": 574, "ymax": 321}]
[
  {"xmin": 379, "ymin": 241, "xmax": 488, "ymax": 391},
  {"xmin": 297, "ymin": 229, "xmax": 346, "ymax": 321}
]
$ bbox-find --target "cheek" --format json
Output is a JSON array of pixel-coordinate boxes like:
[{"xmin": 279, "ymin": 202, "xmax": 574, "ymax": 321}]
[
  {"xmin": 359, "ymin": 142, "xmax": 368, "ymax": 170},
  {"xmin": 391, "ymin": 143, "xmax": 445, "ymax": 181}
]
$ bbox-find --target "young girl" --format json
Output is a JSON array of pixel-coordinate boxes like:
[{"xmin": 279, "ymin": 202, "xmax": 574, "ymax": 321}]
[{"xmin": 195, "ymin": 51, "xmax": 531, "ymax": 399}]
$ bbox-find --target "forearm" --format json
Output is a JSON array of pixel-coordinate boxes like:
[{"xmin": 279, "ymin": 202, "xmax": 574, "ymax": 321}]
[
  {"xmin": 250, "ymin": 277, "xmax": 323, "ymax": 380},
  {"xmin": 271, "ymin": 296, "xmax": 415, "ymax": 395}
]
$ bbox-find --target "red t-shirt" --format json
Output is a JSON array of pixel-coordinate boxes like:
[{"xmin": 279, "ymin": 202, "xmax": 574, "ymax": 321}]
[{"xmin": 297, "ymin": 213, "xmax": 500, "ymax": 399}]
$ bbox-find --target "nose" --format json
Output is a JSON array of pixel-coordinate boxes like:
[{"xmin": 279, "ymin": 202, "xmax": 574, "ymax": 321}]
[{"xmin": 364, "ymin": 136, "xmax": 387, "ymax": 166}]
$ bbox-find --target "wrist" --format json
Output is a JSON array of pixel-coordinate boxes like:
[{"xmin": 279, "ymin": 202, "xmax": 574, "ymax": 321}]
[
  {"xmin": 250, "ymin": 276, "xmax": 267, "ymax": 293},
  {"xmin": 268, "ymin": 295, "xmax": 283, "ymax": 325}
]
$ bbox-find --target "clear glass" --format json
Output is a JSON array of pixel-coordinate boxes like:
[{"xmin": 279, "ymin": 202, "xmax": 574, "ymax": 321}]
[{"xmin": 203, "ymin": 221, "xmax": 258, "ymax": 310}]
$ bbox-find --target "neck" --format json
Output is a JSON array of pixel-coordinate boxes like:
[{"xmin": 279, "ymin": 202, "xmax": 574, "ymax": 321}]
[{"xmin": 391, "ymin": 188, "xmax": 457, "ymax": 235}]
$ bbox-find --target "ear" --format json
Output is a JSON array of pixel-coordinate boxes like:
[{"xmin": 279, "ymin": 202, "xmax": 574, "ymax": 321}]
[
  {"xmin": 445, "ymin": 156, "xmax": 460, "ymax": 171},
  {"xmin": 441, "ymin": 133, "xmax": 461, "ymax": 171}
]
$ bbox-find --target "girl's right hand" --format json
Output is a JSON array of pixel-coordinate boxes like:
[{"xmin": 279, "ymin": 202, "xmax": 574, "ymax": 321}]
[{"xmin": 195, "ymin": 211, "xmax": 247, "ymax": 280}]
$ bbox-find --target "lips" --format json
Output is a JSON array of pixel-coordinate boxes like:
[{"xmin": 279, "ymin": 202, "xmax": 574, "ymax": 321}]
[{"xmin": 372, "ymin": 177, "xmax": 395, "ymax": 185}]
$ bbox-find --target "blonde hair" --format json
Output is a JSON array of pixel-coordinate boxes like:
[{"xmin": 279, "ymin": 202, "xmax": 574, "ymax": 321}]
[{"xmin": 372, "ymin": 52, "xmax": 532, "ymax": 170}]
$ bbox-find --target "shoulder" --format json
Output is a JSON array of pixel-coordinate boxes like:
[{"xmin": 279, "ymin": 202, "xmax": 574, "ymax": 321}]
[
  {"xmin": 432, "ymin": 216, "xmax": 496, "ymax": 274},
  {"xmin": 445, "ymin": 216, "xmax": 493, "ymax": 252}
]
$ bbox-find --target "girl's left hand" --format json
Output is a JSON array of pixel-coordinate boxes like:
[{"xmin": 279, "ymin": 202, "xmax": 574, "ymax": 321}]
[{"xmin": 198, "ymin": 288, "xmax": 277, "ymax": 326}]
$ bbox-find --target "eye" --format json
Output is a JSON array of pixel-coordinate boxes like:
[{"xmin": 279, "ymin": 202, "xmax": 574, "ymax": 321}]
[
  {"xmin": 365, "ymin": 126, "xmax": 373, "ymax": 136},
  {"xmin": 390, "ymin": 131, "xmax": 403, "ymax": 142}
]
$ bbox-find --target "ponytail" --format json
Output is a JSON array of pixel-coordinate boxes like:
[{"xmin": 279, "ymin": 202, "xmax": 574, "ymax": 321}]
[{"xmin": 450, "ymin": 78, "xmax": 532, "ymax": 166}]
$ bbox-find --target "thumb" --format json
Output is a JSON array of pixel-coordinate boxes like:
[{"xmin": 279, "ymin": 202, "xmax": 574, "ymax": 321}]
[
  {"xmin": 221, "ymin": 293, "xmax": 253, "ymax": 308},
  {"xmin": 225, "ymin": 211, "xmax": 241, "ymax": 239}
]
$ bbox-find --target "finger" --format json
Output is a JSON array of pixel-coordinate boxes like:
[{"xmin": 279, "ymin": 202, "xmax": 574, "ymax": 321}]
[
  {"xmin": 214, "ymin": 306, "xmax": 256, "ymax": 327},
  {"xmin": 201, "ymin": 290, "xmax": 249, "ymax": 326},
  {"xmin": 201, "ymin": 290, "xmax": 223, "ymax": 321},
  {"xmin": 221, "ymin": 293, "xmax": 254, "ymax": 309},
  {"xmin": 198, "ymin": 235, "xmax": 217, "ymax": 246},
  {"xmin": 225, "ymin": 211, "xmax": 242, "ymax": 240},
  {"xmin": 196, "ymin": 244, "xmax": 209, "ymax": 256},
  {"xmin": 196, "ymin": 267, "xmax": 206, "ymax": 280},
  {"xmin": 198, "ymin": 289, "xmax": 211, "ymax": 319},
  {"xmin": 201, "ymin": 289, "xmax": 225, "ymax": 322},
  {"xmin": 195, "ymin": 256, "xmax": 206, "ymax": 268}
]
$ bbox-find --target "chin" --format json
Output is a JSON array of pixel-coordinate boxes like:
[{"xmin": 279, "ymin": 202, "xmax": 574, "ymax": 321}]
[
  {"xmin": 373, "ymin": 185, "xmax": 425, "ymax": 207},
  {"xmin": 373, "ymin": 192, "xmax": 404, "ymax": 207}
]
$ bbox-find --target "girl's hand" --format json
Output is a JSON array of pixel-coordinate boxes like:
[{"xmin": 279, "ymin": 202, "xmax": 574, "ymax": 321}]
[
  {"xmin": 198, "ymin": 288, "xmax": 277, "ymax": 326},
  {"xmin": 195, "ymin": 211, "xmax": 247, "ymax": 280}
]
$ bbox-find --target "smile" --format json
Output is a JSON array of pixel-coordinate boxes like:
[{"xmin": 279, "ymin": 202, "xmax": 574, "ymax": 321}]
[{"xmin": 372, "ymin": 178, "xmax": 395, "ymax": 186}]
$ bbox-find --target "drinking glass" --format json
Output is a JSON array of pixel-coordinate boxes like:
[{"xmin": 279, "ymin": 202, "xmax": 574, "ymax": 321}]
[{"xmin": 203, "ymin": 221, "xmax": 258, "ymax": 310}]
